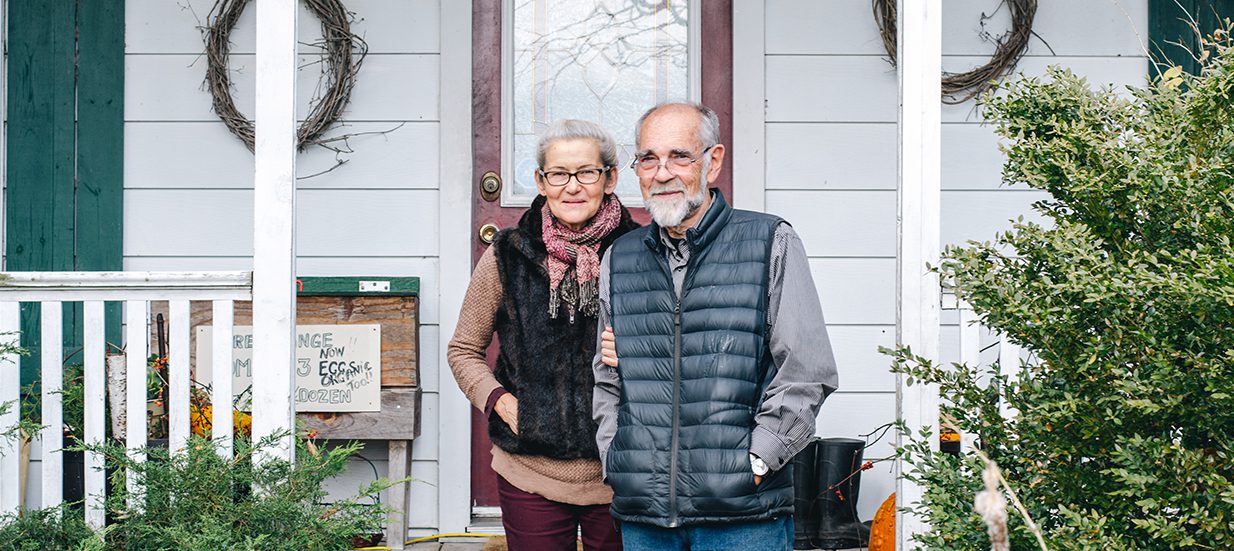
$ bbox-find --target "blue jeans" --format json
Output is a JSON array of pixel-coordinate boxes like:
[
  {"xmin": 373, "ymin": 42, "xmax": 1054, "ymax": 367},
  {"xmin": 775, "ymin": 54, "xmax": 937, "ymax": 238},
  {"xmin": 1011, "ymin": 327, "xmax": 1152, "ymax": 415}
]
[{"xmin": 619, "ymin": 516, "xmax": 794, "ymax": 551}]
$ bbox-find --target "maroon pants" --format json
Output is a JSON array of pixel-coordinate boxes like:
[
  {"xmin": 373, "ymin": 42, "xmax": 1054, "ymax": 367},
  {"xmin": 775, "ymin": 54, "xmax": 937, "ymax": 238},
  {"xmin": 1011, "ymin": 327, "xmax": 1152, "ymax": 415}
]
[{"xmin": 496, "ymin": 474, "xmax": 622, "ymax": 551}]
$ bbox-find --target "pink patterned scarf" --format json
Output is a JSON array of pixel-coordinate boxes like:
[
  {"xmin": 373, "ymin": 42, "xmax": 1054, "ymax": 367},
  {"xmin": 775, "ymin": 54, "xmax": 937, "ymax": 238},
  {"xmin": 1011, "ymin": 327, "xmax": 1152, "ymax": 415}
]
[{"xmin": 542, "ymin": 194, "xmax": 623, "ymax": 321}]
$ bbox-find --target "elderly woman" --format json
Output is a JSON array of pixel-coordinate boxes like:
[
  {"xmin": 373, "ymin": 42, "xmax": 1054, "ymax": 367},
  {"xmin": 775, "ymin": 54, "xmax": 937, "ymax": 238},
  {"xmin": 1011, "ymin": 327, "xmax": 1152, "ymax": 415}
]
[{"xmin": 448, "ymin": 119, "xmax": 639, "ymax": 551}]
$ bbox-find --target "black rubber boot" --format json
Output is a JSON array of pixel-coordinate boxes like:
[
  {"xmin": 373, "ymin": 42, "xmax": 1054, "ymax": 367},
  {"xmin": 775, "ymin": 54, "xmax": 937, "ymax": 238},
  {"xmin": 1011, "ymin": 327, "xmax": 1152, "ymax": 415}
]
[
  {"xmin": 815, "ymin": 437, "xmax": 870, "ymax": 550},
  {"xmin": 790, "ymin": 438, "xmax": 821, "ymax": 549}
]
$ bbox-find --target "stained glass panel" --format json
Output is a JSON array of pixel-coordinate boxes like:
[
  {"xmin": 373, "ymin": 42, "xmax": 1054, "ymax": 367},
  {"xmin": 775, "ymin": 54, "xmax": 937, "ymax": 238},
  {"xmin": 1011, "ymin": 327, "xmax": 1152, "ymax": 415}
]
[{"xmin": 508, "ymin": 0, "xmax": 690, "ymax": 204}]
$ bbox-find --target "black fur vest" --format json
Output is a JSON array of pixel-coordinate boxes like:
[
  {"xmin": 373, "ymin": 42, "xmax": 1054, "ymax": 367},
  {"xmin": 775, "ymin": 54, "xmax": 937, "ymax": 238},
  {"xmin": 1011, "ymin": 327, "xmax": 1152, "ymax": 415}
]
[{"xmin": 488, "ymin": 195, "xmax": 639, "ymax": 459}]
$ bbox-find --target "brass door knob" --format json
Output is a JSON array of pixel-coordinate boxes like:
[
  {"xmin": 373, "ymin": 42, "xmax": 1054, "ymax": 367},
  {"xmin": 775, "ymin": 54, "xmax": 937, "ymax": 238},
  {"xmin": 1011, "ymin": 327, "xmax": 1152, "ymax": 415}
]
[
  {"xmin": 480, "ymin": 171, "xmax": 502, "ymax": 202},
  {"xmin": 478, "ymin": 223, "xmax": 500, "ymax": 244}
]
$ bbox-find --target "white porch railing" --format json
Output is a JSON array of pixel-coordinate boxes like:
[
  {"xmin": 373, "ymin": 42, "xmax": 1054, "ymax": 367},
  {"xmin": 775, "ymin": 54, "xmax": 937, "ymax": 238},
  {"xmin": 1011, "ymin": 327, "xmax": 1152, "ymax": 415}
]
[
  {"xmin": 0, "ymin": 271, "xmax": 252, "ymax": 528},
  {"xmin": 942, "ymin": 291, "xmax": 1025, "ymax": 451}
]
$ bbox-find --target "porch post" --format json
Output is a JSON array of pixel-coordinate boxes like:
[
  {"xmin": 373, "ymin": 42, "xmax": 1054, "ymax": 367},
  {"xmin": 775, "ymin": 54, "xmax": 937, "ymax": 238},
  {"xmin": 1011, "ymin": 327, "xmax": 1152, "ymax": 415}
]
[
  {"xmin": 895, "ymin": 0, "xmax": 942, "ymax": 547},
  {"xmin": 251, "ymin": 0, "xmax": 298, "ymax": 462}
]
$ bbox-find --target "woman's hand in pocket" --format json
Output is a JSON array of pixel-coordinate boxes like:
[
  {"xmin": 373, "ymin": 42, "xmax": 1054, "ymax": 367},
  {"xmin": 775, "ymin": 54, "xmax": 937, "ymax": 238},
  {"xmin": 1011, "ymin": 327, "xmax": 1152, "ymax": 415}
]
[{"xmin": 496, "ymin": 393, "xmax": 519, "ymax": 434}]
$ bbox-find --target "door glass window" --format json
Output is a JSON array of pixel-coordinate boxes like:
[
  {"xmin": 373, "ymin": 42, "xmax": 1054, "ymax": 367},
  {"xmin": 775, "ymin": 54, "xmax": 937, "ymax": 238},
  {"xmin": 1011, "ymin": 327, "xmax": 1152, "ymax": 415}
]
[{"xmin": 507, "ymin": 0, "xmax": 691, "ymax": 205}]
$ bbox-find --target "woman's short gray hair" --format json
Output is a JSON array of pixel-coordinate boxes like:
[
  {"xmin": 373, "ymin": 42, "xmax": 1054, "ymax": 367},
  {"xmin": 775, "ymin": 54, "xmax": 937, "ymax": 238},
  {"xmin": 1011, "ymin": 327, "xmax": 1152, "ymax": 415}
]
[
  {"xmin": 536, "ymin": 119, "xmax": 619, "ymax": 169},
  {"xmin": 635, "ymin": 102, "xmax": 721, "ymax": 149}
]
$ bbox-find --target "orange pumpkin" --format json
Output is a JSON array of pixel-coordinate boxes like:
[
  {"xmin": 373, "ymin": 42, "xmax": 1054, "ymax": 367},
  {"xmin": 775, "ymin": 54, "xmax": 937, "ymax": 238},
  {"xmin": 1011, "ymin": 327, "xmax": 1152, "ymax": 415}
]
[{"xmin": 869, "ymin": 492, "xmax": 897, "ymax": 551}]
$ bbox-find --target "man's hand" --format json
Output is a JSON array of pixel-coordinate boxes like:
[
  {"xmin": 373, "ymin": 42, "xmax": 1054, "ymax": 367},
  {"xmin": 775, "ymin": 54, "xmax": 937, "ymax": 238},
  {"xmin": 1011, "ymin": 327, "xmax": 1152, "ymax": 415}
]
[
  {"xmin": 754, "ymin": 475, "xmax": 763, "ymax": 486},
  {"xmin": 601, "ymin": 326, "xmax": 618, "ymax": 367},
  {"xmin": 495, "ymin": 393, "xmax": 519, "ymax": 434}
]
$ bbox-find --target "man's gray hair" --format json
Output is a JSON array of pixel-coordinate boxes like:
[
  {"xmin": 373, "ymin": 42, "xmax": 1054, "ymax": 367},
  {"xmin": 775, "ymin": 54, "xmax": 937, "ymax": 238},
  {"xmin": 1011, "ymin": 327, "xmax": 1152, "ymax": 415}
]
[
  {"xmin": 634, "ymin": 102, "xmax": 722, "ymax": 149},
  {"xmin": 536, "ymin": 119, "xmax": 619, "ymax": 168}
]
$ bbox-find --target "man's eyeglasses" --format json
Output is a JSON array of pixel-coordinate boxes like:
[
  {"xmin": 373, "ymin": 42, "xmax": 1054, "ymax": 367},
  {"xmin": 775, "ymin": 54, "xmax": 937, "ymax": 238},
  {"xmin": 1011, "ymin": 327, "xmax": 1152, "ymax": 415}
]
[
  {"xmin": 537, "ymin": 166, "xmax": 612, "ymax": 187},
  {"xmin": 630, "ymin": 146, "xmax": 714, "ymax": 174}
]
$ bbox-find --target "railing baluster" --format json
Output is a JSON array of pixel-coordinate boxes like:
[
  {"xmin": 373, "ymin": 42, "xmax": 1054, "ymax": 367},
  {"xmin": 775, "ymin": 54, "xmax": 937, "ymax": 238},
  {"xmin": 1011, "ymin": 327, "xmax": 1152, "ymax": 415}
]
[
  {"xmin": 957, "ymin": 301, "xmax": 980, "ymax": 453},
  {"xmin": 83, "ymin": 301, "xmax": 107, "ymax": 528},
  {"xmin": 0, "ymin": 302, "xmax": 22, "ymax": 514},
  {"xmin": 998, "ymin": 336, "xmax": 1022, "ymax": 419},
  {"xmin": 125, "ymin": 300, "xmax": 148, "ymax": 506},
  {"xmin": 39, "ymin": 302, "xmax": 64, "ymax": 509},
  {"xmin": 169, "ymin": 300, "xmax": 191, "ymax": 453},
  {"xmin": 211, "ymin": 300, "xmax": 234, "ymax": 457}
]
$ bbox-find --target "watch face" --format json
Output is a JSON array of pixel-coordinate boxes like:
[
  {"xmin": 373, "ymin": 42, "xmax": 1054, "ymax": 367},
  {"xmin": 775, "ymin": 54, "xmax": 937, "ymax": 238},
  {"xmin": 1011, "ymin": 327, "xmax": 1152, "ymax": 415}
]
[{"xmin": 751, "ymin": 456, "xmax": 769, "ymax": 475}]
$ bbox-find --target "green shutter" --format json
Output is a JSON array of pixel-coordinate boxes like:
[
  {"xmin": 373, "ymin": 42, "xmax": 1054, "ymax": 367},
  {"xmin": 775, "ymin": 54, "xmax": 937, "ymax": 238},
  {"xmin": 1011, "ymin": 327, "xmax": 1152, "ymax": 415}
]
[
  {"xmin": 76, "ymin": 0, "xmax": 126, "ymax": 353},
  {"xmin": 6, "ymin": 1, "xmax": 125, "ymax": 385},
  {"xmin": 1149, "ymin": 0, "xmax": 1234, "ymax": 76}
]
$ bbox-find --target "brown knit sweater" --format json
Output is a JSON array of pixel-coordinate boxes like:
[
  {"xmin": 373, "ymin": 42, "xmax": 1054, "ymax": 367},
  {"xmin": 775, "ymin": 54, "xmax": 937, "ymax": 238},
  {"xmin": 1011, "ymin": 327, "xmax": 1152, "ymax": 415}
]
[{"xmin": 447, "ymin": 246, "xmax": 613, "ymax": 506}]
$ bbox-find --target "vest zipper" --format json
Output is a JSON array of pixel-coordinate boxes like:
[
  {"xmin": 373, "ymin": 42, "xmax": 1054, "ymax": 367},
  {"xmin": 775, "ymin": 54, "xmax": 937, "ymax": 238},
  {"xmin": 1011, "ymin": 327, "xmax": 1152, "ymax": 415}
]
[{"xmin": 669, "ymin": 300, "xmax": 682, "ymax": 527}]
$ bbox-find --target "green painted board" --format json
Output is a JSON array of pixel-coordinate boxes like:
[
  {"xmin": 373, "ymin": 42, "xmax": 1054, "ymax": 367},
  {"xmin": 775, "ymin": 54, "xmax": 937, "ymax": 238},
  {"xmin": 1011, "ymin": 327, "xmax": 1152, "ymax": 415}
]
[
  {"xmin": 297, "ymin": 277, "xmax": 421, "ymax": 297},
  {"xmin": 1149, "ymin": 0, "xmax": 1234, "ymax": 76},
  {"xmin": 76, "ymin": 0, "xmax": 126, "ymax": 349},
  {"xmin": 7, "ymin": 0, "xmax": 78, "ymax": 385}
]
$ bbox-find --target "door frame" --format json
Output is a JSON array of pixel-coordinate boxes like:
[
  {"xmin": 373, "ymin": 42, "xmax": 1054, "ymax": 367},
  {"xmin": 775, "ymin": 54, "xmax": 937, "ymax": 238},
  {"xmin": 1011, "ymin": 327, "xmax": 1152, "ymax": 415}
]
[{"xmin": 468, "ymin": 0, "xmax": 735, "ymax": 512}]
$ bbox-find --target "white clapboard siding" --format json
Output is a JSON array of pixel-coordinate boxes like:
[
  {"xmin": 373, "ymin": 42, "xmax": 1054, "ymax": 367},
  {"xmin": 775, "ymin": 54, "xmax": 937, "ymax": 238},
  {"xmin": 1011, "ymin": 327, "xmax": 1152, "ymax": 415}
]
[
  {"xmin": 825, "ymin": 326, "xmax": 897, "ymax": 392},
  {"xmin": 125, "ymin": 54, "xmax": 439, "ymax": 122},
  {"xmin": 124, "ymin": 189, "xmax": 440, "ymax": 257},
  {"xmin": 809, "ymin": 258, "xmax": 896, "ymax": 326},
  {"xmin": 407, "ymin": 460, "xmax": 440, "ymax": 528},
  {"xmin": 409, "ymin": 393, "xmax": 439, "ymax": 461},
  {"xmin": 125, "ymin": 122, "xmax": 441, "ymax": 189},
  {"xmin": 767, "ymin": 191, "xmax": 897, "ymax": 257},
  {"xmin": 941, "ymin": 189, "xmax": 1052, "ymax": 248},
  {"xmin": 767, "ymin": 123, "xmax": 1008, "ymax": 190},
  {"xmin": 940, "ymin": 124, "xmax": 1006, "ymax": 189},
  {"xmin": 767, "ymin": 123, "xmax": 897, "ymax": 191},
  {"xmin": 767, "ymin": 56, "xmax": 1148, "ymax": 124},
  {"xmin": 767, "ymin": 0, "xmax": 1148, "ymax": 57},
  {"xmin": 125, "ymin": 0, "xmax": 441, "ymax": 55},
  {"xmin": 415, "ymin": 326, "xmax": 441, "ymax": 393}
]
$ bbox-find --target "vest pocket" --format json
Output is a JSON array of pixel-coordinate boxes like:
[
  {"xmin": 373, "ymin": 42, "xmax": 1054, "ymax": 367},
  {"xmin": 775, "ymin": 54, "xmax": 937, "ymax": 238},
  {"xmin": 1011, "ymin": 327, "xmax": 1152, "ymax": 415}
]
[{"xmin": 608, "ymin": 424, "xmax": 666, "ymax": 514}]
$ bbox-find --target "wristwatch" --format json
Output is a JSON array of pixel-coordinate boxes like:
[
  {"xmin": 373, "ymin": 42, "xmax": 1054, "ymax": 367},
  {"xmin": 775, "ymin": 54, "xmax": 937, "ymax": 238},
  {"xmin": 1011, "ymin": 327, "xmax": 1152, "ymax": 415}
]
[{"xmin": 749, "ymin": 454, "xmax": 770, "ymax": 476}]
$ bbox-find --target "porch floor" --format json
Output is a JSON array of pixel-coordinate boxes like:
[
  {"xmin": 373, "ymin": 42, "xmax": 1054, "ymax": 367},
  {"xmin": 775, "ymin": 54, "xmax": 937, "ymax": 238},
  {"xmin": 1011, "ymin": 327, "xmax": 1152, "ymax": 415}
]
[
  {"xmin": 405, "ymin": 541, "xmax": 865, "ymax": 551},
  {"xmin": 408, "ymin": 544, "xmax": 487, "ymax": 551}
]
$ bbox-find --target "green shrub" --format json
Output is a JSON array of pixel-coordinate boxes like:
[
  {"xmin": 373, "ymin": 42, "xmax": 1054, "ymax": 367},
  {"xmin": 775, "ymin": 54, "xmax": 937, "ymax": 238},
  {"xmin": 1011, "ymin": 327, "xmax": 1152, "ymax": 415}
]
[
  {"xmin": 0, "ymin": 335, "xmax": 34, "ymax": 449},
  {"xmin": 0, "ymin": 504, "xmax": 97, "ymax": 551},
  {"xmin": 0, "ymin": 434, "xmax": 394, "ymax": 551},
  {"xmin": 888, "ymin": 33, "xmax": 1234, "ymax": 551}
]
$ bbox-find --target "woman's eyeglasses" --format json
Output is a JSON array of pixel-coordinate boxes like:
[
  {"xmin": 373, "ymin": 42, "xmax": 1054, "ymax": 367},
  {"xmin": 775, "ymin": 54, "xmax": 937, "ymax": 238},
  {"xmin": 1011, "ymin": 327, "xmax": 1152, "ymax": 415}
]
[{"xmin": 537, "ymin": 166, "xmax": 612, "ymax": 187}]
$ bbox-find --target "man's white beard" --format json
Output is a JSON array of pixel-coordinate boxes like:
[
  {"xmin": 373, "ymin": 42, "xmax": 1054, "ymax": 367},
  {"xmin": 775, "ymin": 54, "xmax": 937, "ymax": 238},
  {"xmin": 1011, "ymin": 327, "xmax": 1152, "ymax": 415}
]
[{"xmin": 646, "ymin": 180, "xmax": 707, "ymax": 228}]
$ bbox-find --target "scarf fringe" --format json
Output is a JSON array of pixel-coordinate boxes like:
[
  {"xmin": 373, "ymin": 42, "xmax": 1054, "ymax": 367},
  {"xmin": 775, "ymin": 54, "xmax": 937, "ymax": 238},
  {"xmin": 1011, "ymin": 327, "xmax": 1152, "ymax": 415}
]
[
  {"xmin": 547, "ymin": 267, "xmax": 600, "ymax": 320},
  {"xmin": 543, "ymin": 195, "xmax": 621, "ymax": 320}
]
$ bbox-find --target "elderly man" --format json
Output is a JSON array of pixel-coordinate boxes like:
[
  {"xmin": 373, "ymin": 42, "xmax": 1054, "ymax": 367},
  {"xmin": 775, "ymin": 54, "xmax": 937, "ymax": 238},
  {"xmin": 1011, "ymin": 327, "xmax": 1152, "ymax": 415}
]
[{"xmin": 592, "ymin": 102, "xmax": 839, "ymax": 549}]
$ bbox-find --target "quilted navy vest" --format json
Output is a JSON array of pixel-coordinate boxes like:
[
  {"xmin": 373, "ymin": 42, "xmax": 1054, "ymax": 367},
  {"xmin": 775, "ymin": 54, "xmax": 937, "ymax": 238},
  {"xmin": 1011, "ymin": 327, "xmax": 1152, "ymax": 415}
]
[{"xmin": 606, "ymin": 190, "xmax": 793, "ymax": 527}]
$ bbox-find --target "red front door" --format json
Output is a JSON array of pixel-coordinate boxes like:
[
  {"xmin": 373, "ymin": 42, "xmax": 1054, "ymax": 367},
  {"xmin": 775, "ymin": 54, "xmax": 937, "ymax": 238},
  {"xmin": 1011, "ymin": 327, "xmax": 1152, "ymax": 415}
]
[{"xmin": 469, "ymin": 0, "xmax": 733, "ymax": 511}]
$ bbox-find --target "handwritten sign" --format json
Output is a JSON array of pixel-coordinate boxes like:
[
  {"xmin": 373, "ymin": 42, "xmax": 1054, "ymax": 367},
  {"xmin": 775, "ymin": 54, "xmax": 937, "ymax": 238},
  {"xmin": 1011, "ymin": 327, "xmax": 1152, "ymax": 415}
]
[{"xmin": 196, "ymin": 324, "xmax": 382, "ymax": 412}]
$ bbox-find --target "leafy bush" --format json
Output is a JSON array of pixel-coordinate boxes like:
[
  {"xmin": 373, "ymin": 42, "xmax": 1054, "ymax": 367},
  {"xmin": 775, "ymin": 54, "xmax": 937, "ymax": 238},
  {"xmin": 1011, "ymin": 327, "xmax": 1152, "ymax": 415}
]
[
  {"xmin": 0, "ymin": 335, "xmax": 35, "ymax": 449},
  {"xmin": 0, "ymin": 434, "xmax": 394, "ymax": 551},
  {"xmin": 0, "ymin": 504, "xmax": 97, "ymax": 551},
  {"xmin": 889, "ymin": 33, "xmax": 1234, "ymax": 551}
]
